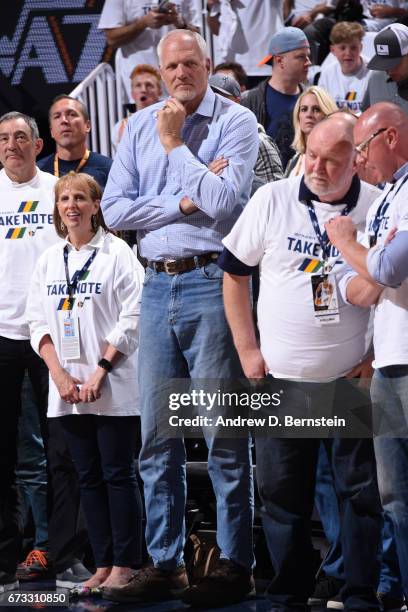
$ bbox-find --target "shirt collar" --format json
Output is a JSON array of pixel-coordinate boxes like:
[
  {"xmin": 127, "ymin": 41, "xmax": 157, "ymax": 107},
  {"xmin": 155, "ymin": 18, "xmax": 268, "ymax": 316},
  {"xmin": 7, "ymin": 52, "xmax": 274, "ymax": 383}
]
[
  {"xmin": 394, "ymin": 161, "xmax": 408, "ymax": 181},
  {"xmin": 189, "ymin": 86, "xmax": 216, "ymax": 118},
  {"xmin": 65, "ymin": 226, "xmax": 105, "ymax": 251},
  {"xmin": 298, "ymin": 174, "xmax": 361, "ymax": 209}
]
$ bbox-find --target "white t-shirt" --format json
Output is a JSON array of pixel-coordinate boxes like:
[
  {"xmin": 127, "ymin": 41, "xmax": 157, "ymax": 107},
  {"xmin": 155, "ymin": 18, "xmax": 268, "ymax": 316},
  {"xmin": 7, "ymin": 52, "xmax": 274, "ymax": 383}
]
[
  {"xmin": 361, "ymin": 0, "xmax": 403, "ymax": 31},
  {"xmin": 222, "ymin": 176, "xmax": 380, "ymax": 381},
  {"xmin": 318, "ymin": 58, "xmax": 370, "ymax": 115},
  {"xmin": 212, "ymin": 0, "xmax": 284, "ymax": 77},
  {"xmin": 98, "ymin": 0, "xmax": 201, "ymax": 100},
  {"xmin": 291, "ymin": 0, "xmax": 329, "ymax": 16},
  {"xmin": 26, "ymin": 229, "xmax": 144, "ymax": 417},
  {"xmin": 362, "ymin": 175, "xmax": 408, "ymax": 367},
  {"xmin": 0, "ymin": 168, "xmax": 59, "ymax": 341}
]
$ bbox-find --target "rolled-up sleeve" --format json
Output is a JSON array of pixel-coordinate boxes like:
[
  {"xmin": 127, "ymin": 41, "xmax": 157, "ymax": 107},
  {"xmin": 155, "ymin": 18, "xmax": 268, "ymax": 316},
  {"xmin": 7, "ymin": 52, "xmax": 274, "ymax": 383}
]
[
  {"xmin": 167, "ymin": 109, "xmax": 259, "ymax": 220},
  {"xmin": 105, "ymin": 247, "xmax": 144, "ymax": 356},
  {"xmin": 367, "ymin": 230, "xmax": 408, "ymax": 287},
  {"xmin": 26, "ymin": 257, "xmax": 52, "ymax": 356}
]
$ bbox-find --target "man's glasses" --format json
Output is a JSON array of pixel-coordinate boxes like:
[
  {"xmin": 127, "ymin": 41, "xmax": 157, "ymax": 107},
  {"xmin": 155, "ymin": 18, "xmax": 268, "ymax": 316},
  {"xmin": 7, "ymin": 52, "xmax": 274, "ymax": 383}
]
[{"xmin": 355, "ymin": 127, "xmax": 388, "ymax": 155}]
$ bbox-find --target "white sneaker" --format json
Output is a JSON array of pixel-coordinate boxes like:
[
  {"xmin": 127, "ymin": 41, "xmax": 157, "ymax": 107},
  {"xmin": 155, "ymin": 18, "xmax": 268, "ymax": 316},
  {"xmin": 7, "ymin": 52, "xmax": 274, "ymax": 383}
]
[
  {"xmin": 0, "ymin": 577, "xmax": 19, "ymax": 593},
  {"xmin": 56, "ymin": 562, "xmax": 91, "ymax": 588}
]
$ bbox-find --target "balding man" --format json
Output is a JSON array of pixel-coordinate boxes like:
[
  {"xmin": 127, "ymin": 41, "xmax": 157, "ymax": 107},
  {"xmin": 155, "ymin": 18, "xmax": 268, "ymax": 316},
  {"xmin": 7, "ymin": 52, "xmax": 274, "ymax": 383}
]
[
  {"xmin": 326, "ymin": 102, "xmax": 408, "ymax": 599},
  {"xmin": 101, "ymin": 29, "xmax": 259, "ymax": 607},
  {"xmin": 219, "ymin": 116, "xmax": 383, "ymax": 610}
]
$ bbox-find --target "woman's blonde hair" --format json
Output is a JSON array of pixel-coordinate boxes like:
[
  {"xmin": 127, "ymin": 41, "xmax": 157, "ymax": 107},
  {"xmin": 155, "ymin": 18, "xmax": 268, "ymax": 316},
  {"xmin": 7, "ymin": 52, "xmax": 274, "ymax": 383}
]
[
  {"xmin": 292, "ymin": 86, "xmax": 338, "ymax": 154},
  {"xmin": 54, "ymin": 172, "xmax": 109, "ymax": 238}
]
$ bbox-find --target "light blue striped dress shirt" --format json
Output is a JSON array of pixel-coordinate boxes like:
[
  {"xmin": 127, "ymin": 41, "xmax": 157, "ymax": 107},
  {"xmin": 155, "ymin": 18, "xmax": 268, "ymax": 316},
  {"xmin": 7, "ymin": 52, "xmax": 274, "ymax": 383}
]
[{"xmin": 101, "ymin": 86, "xmax": 259, "ymax": 260}]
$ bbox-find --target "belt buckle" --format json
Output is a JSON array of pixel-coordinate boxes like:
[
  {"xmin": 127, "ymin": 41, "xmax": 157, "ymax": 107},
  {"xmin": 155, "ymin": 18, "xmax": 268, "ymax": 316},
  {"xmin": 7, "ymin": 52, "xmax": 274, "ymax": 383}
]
[{"xmin": 163, "ymin": 259, "xmax": 181, "ymax": 275}]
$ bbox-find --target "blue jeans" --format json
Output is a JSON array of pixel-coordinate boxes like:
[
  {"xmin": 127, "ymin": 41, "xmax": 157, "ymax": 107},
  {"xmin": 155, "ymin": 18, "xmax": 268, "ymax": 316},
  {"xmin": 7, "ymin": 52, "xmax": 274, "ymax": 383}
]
[
  {"xmin": 138, "ymin": 264, "xmax": 254, "ymax": 570},
  {"xmin": 372, "ymin": 366, "xmax": 408, "ymax": 599},
  {"xmin": 16, "ymin": 374, "xmax": 48, "ymax": 551},
  {"xmin": 316, "ymin": 442, "xmax": 403, "ymax": 597},
  {"xmin": 255, "ymin": 378, "xmax": 382, "ymax": 610}
]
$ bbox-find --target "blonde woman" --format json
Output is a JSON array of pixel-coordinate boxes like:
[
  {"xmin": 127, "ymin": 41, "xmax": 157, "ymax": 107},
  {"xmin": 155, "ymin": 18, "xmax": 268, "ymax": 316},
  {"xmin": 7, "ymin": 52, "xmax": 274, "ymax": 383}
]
[{"xmin": 286, "ymin": 86, "xmax": 337, "ymax": 177}]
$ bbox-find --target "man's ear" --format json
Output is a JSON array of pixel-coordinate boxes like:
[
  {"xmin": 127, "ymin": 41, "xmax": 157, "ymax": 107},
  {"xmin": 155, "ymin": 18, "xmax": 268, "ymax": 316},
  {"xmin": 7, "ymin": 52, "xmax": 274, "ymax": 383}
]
[
  {"xmin": 35, "ymin": 138, "xmax": 44, "ymax": 158},
  {"xmin": 386, "ymin": 126, "xmax": 398, "ymax": 150},
  {"xmin": 85, "ymin": 119, "xmax": 91, "ymax": 134},
  {"xmin": 206, "ymin": 58, "xmax": 211, "ymax": 75}
]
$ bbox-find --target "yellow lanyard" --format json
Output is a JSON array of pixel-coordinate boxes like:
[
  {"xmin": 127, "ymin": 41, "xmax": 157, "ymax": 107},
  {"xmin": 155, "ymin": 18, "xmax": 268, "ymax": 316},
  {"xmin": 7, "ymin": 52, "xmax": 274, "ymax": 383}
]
[{"xmin": 53, "ymin": 149, "xmax": 90, "ymax": 178}]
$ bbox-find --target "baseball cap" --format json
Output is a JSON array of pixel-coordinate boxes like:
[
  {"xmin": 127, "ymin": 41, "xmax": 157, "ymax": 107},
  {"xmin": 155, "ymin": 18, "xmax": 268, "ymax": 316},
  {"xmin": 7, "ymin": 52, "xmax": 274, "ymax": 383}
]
[
  {"xmin": 367, "ymin": 23, "xmax": 408, "ymax": 70},
  {"xmin": 209, "ymin": 73, "xmax": 241, "ymax": 99},
  {"xmin": 258, "ymin": 27, "xmax": 309, "ymax": 67}
]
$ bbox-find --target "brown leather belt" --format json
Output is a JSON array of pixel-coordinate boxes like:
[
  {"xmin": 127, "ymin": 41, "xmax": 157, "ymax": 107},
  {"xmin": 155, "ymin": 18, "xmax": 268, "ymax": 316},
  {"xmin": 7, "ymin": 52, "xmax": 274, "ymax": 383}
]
[{"xmin": 147, "ymin": 252, "xmax": 219, "ymax": 275}]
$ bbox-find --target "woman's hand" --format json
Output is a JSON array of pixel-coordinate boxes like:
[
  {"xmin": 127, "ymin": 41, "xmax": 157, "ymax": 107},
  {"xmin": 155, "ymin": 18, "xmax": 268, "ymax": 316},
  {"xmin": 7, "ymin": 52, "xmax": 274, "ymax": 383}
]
[
  {"xmin": 52, "ymin": 368, "xmax": 82, "ymax": 404},
  {"xmin": 79, "ymin": 367, "xmax": 107, "ymax": 403}
]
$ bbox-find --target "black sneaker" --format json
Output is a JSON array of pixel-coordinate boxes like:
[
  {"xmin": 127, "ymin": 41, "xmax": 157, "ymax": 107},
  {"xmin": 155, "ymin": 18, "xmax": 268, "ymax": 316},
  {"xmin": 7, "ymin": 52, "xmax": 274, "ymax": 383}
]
[
  {"xmin": 327, "ymin": 593, "xmax": 344, "ymax": 610},
  {"xmin": 308, "ymin": 575, "xmax": 344, "ymax": 606},
  {"xmin": 17, "ymin": 550, "xmax": 53, "ymax": 581},
  {"xmin": 101, "ymin": 564, "xmax": 189, "ymax": 603},
  {"xmin": 182, "ymin": 558, "xmax": 255, "ymax": 608},
  {"xmin": 378, "ymin": 593, "xmax": 407, "ymax": 612}
]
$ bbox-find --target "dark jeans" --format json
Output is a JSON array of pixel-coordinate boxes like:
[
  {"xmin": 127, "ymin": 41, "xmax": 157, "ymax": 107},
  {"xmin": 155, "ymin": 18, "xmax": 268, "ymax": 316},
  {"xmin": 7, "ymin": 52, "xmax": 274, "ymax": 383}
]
[
  {"xmin": 46, "ymin": 418, "xmax": 88, "ymax": 573},
  {"xmin": 59, "ymin": 414, "xmax": 143, "ymax": 568},
  {"xmin": 16, "ymin": 374, "xmax": 48, "ymax": 552},
  {"xmin": 0, "ymin": 336, "xmax": 48, "ymax": 575},
  {"xmin": 255, "ymin": 378, "xmax": 382, "ymax": 611}
]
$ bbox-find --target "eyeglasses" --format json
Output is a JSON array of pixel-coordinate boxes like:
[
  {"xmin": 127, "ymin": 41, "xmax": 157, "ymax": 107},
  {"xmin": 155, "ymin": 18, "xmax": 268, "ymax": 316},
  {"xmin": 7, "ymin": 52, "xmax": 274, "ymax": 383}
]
[{"xmin": 355, "ymin": 127, "xmax": 388, "ymax": 155}]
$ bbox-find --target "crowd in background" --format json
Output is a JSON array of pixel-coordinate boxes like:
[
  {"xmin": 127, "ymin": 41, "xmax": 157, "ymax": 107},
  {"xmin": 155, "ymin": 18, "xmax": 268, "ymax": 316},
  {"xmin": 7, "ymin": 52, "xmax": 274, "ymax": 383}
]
[{"xmin": 2, "ymin": 1, "xmax": 408, "ymax": 610}]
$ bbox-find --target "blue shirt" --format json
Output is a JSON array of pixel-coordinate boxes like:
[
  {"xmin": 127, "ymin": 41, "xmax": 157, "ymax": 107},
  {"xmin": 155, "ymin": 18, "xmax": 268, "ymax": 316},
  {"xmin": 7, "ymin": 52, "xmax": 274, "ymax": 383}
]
[
  {"xmin": 37, "ymin": 151, "xmax": 113, "ymax": 189},
  {"xmin": 265, "ymin": 84, "xmax": 299, "ymax": 169},
  {"xmin": 101, "ymin": 87, "xmax": 259, "ymax": 260}
]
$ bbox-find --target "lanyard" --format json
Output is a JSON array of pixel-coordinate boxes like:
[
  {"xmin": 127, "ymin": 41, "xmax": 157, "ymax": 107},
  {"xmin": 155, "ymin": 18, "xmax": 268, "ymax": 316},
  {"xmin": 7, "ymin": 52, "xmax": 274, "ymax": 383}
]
[
  {"xmin": 306, "ymin": 200, "xmax": 354, "ymax": 273},
  {"xmin": 63, "ymin": 245, "xmax": 98, "ymax": 309},
  {"xmin": 369, "ymin": 173, "xmax": 408, "ymax": 247},
  {"xmin": 54, "ymin": 149, "xmax": 90, "ymax": 178}
]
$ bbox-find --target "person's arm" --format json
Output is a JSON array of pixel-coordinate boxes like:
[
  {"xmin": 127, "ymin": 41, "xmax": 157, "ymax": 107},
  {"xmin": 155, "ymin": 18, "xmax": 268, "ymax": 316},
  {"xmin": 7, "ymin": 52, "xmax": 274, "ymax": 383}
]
[
  {"xmin": 367, "ymin": 231, "xmax": 408, "ymax": 286},
  {"xmin": 78, "ymin": 243, "xmax": 143, "ymax": 402},
  {"xmin": 39, "ymin": 336, "xmax": 81, "ymax": 404},
  {"xmin": 345, "ymin": 275, "xmax": 384, "ymax": 307},
  {"xmin": 104, "ymin": 8, "xmax": 178, "ymax": 48},
  {"xmin": 325, "ymin": 216, "xmax": 373, "ymax": 280},
  {"xmin": 223, "ymin": 272, "xmax": 268, "ymax": 379},
  {"xmin": 326, "ymin": 216, "xmax": 408, "ymax": 287},
  {"xmin": 158, "ymin": 97, "xmax": 259, "ymax": 220},
  {"xmin": 206, "ymin": 0, "xmax": 221, "ymax": 35},
  {"xmin": 254, "ymin": 133, "xmax": 284, "ymax": 185},
  {"xmin": 101, "ymin": 118, "xmax": 186, "ymax": 231},
  {"xmin": 369, "ymin": 4, "xmax": 408, "ymax": 18}
]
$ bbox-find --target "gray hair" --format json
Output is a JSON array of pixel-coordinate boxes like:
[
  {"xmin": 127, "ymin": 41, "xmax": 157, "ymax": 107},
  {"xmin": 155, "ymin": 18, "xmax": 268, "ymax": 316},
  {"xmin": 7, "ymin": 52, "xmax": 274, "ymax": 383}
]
[
  {"xmin": 157, "ymin": 29, "xmax": 208, "ymax": 64},
  {"xmin": 0, "ymin": 111, "xmax": 40, "ymax": 140}
]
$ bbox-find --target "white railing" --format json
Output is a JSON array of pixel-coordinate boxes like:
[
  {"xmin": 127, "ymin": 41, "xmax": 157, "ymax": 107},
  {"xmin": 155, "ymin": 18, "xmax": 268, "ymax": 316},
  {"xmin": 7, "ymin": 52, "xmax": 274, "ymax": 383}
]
[{"xmin": 70, "ymin": 62, "xmax": 123, "ymax": 159}]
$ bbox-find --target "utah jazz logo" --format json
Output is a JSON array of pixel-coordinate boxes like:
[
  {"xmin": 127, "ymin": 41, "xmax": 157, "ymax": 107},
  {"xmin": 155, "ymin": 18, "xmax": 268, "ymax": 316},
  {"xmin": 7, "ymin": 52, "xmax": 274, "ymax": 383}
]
[{"xmin": 0, "ymin": 0, "xmax": 108, "ymax": 85}]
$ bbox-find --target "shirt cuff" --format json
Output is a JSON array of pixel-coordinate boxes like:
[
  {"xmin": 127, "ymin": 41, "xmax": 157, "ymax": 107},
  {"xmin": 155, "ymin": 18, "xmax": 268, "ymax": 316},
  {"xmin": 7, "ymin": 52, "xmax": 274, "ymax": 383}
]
[
  {"xmin": 106, "ymin": 329, "xmax": 138, "ymax": 357},
  {"xmin": 337, "ymin": 270, "xmax": 358, "ymax": 304},
  {"xmin": 164, "ymin": 194, "xmax": 185, "ymax": 221},
  {"xmin": 30, "ymin": 327, "xmax": 51, "ymax": 356},
  {"xmin": 168, "ymin": 144, "xmax": 195, "ymax": 174}
]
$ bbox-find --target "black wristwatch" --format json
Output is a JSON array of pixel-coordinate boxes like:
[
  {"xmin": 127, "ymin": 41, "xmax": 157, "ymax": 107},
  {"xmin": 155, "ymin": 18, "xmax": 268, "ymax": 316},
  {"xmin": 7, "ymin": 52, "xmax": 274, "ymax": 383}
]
[{"xmin": 98, "ymin": 358, "xmax": 113, "ymax": 373}]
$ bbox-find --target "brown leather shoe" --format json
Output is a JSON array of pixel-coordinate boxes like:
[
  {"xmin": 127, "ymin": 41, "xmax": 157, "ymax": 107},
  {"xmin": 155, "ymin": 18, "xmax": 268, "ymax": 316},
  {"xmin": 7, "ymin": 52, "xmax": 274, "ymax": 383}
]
[
  {"xmin": 101, "ymin": 564, "xmax": 189, "ymax": 603},
  {"xmin": 182, "ymin": 558, "xmax": 255, "ymax": 607}
]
